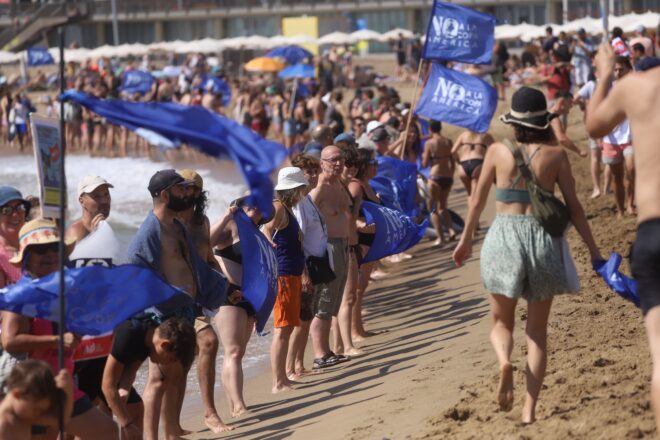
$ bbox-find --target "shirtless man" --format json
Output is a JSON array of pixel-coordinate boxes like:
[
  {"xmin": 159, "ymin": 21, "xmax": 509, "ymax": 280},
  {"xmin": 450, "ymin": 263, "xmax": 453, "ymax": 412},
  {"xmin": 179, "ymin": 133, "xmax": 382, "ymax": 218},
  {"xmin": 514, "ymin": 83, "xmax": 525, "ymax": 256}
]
[
  {"xmin": 422, "ymin": 120, "xmax": 456, "ymax": 245},
  {"xmin": 549, "ymin": 92, "xmax": 589, "ymax": 159},
  {"xmin": 175, "ymin": 169, "xmax": 232, "ymax": 433},
  {"xmin": 585, "ymin": 42, "xmax": 660, "ymax": 429},
  {"xmin": 451, "ymin": 129, "xmax": 494, "ymax": 197},
  {"xmin": 308, "ymin": 146, "xmax": 352, "ymax": 369},
  {"xmin": 128, "ymin": 169, "xmax": 199, "ymax": 440},
  {"xmin": 307, "ymin": 86, "xmax": 327, "ymax": 131}
]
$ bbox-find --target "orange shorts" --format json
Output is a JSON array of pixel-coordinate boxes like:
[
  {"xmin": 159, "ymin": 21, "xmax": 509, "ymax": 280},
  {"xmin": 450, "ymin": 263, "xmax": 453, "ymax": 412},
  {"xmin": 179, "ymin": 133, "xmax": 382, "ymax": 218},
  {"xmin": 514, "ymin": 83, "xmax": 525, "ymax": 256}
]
[{"xmin": 273, "ymin": 275, "xmax": 302, "ymax": 328}]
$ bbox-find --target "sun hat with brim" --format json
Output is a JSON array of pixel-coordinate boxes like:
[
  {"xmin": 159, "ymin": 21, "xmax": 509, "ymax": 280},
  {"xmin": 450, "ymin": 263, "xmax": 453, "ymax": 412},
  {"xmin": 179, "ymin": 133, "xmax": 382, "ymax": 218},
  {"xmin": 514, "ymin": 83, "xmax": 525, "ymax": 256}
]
[
  {"xmin": 0, "ymin": 186, "xmax": 28, "ymax": 208},
  {"xmin": 10, "ymin": 218, "xmax": 75, "ymax": 265},
  {"xmin": 499, "ymin": 87, "xmax": 558, "ymax": 130},
  {"xmin": 274, "ymin": 167, "xmax": 308, "ymax": 191}
]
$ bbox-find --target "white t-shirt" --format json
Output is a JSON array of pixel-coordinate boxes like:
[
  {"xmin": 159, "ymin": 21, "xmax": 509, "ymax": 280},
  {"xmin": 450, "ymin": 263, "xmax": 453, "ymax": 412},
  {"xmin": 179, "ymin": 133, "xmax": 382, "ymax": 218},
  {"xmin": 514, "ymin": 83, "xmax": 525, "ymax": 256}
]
[
  {"xmin": 293, "ymin": 195, "xmax": 327, "ymax": 258},
  {"xmin": 577, "ymin": 80, "xmax": 631, "ymax": 145}
]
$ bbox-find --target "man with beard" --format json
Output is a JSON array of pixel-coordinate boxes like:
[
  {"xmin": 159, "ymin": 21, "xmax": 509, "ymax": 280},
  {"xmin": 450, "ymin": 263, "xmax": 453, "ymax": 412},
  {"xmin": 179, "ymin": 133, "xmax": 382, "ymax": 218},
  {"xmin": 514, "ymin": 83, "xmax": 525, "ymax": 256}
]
[
  {"xmin": 175, "ymin": 169, "xmax": 232, "ymax": 433},
  {"xmin": 127, "ymin": 169, "xmax": 204, "ymax": 440}
]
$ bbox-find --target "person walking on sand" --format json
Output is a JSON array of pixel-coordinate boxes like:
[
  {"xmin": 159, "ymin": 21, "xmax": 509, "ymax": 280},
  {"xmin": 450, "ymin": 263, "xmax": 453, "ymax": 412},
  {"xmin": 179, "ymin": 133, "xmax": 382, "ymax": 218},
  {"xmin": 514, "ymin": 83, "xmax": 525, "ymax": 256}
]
[
  {"xmin": 584, "ymin": 42, "xmax": 660, "ymax": 430},
  {"xmin": 453, "ymin": 87, "xmax": 602, "ymax": 424},
  {"xmin": 176, "ymin": 169, "xmax": 232, "ymax": 433},
  {"xmin": 262, "ymin": 167, "xmax": 308, "ymax": 393},
  {"xmin": 308, "ymin": 146, "xmax": 352, "ymax": 369},
  {"xmin": 422, "ymin": 120, "xmax": 457, "ymax": 246}
]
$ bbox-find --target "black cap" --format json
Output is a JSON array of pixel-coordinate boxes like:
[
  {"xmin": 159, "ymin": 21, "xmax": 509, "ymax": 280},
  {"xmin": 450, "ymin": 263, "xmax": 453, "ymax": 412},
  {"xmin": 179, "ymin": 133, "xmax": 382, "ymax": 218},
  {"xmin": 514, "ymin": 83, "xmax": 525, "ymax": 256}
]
[
  {"xmin": 148, "ymin": 169, "xmax": 189, "ymax": 198},
  {"xmin": 371, "ymin": 127, "xmax": 389, "ymax": 142}
]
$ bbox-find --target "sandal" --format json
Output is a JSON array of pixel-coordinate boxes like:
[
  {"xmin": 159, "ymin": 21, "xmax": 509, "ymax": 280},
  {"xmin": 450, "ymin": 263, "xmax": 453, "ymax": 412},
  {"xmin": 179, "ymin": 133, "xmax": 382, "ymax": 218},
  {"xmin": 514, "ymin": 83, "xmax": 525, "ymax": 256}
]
[
  {"xmin": 327, "ymin": 351, "xmax": 351, "ymax": 364},
  {"xmin": 312, "ymin": 354, "xmax": 340, "ymax": 370}
]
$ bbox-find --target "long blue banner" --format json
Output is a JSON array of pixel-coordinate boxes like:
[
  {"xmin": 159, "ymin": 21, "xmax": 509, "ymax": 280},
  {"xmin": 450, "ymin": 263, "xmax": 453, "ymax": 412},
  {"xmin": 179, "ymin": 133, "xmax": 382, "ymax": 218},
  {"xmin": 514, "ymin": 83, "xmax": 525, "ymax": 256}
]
[
  {"xmin": 0, "ymin": 265, "xmax": 182, "ymax": 335},
  {"xmin": 360, "ymin": 201, "xmax": 428, "ymax": 263},
  {"xmin": 371, "ymin": 156, "xmax": 418, "ymax": 217},
  {"xmin": 422, "ymin": 0, "xmax": 496, "ymax": 65},
  {"xmin": 61, "ymin": 91, "xmax": 287, "ymax": 216},
  {"xmin": 234, "ymin": 210, "xmax": 278, "ymax": 332},
  {"xmin": 415, "ymin": 63, "xmax": 497, "ymax": 134}
]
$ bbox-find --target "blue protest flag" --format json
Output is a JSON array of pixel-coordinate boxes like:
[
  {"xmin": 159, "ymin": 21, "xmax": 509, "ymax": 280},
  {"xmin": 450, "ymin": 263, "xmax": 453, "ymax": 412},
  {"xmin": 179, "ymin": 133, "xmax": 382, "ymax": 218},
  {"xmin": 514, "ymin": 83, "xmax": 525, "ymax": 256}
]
[
  {"xmin": 596, "ymin": 253, "xmax": 640, "ymax": 308},
  {"xmin": 422, "ymin": 0, "xmax": 496, "ymax": 64},
  {"xmin": 372, "ymin": 156, "xmax": 418, "ymax": 217},
  {"xmin": 0, "ymin": 265, "xmax": 185, "ymax": 335},
  {"xmin": 415, "ymin": 63, "xmax": 497, "ymax": 134},
  {"xmin": 120, "ymin": 70, "xmax": 155, "ymax": 95},
  {"xmin": 279, "ymin": 63, "xmax": 315, "ymax": 79},
  {"xmin": 27, "ymin": 47, "xmax": 55, "ymax": 66},
  {"xmin": 360, "ymin": 201, "xmax": 428, "ymax": 264},
  {"xmin": 61, "ymin": 91, "xmax": 287, "ymax": 216},
  {"xmin": 202, "ymin": 76, "xmax": 232, "ymax": 107},
  {"xmin": 234, "ymin": 211, "xmax": 278, "ymax": 332},
  {"xmin": 266, "ymin": 45, "xmax": 313, "ymax": 65}
]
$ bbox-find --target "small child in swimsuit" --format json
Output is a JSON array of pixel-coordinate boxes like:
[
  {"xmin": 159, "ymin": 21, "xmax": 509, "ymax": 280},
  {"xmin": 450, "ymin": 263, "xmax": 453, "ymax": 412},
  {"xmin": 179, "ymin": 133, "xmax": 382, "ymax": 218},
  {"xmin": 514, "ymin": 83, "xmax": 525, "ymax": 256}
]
[{"xmin": 0, "ymin": 360, "xmax": 73, "ymax": 440}]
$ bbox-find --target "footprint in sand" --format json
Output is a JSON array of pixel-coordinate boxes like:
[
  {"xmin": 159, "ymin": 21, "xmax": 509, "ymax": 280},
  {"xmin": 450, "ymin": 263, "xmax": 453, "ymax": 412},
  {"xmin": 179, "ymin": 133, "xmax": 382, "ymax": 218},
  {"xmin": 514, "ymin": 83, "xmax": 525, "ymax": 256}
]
[{"xmin": 497, "ymin": 363, "xmax": 514, "ymax": 412}]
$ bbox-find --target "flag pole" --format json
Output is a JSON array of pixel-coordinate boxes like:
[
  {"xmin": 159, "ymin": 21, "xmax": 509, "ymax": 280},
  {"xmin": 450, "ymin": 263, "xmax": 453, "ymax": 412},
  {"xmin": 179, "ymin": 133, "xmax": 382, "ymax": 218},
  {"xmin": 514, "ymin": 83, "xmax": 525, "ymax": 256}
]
[
  {"xmin": 600, "ymin": 0, "xmax": 609, "ymax": 38},
  {"xmin": 57, "ymin": 24, "xmax": 67, "ymax": 440},
  {"xmin": 400, "ymin": 59, "xmax": 424, "ymax": 159}
]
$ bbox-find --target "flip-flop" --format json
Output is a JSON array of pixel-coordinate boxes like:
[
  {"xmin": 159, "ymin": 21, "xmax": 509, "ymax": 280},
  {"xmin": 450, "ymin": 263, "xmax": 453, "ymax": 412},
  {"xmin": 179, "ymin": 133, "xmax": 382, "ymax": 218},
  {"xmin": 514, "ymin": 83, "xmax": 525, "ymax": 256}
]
[
  {"xmin": 312, "ymin": 354, "xmax": 340, "ymax": 370},
  {"xmin": 327, "ymin": 351, "xmax": 351, "ymax": 364}
]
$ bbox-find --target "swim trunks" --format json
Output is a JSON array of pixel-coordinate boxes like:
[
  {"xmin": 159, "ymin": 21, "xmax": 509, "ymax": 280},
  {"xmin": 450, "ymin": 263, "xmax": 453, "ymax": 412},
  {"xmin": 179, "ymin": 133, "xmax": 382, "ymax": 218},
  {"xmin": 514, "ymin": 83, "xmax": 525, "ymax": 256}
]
[
  {"xmin": 480, "ymin": 214, "xmax": 579, "ymax": 302},
  {"xmin": 602, "ymin": 142, "xmax": 632, "ymax": 165},
  {"xmin": 630, "ymin": 218, "xmax": 660, "ymax": 315},
  {"xmin": 313, "ymin": 238, "xmax": 349, "ymax": 320},
  {"xmin": 273, "ymin": 275, "xmax": 302, "ymax": 328}
]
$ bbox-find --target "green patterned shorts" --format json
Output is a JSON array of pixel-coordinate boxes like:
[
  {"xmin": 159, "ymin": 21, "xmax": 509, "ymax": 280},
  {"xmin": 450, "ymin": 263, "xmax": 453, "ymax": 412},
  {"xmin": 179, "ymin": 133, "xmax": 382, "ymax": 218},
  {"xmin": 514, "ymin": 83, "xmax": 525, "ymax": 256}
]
[{"xmin": 480, "ymin": 214, "xmax": 578, "ymax": 302}]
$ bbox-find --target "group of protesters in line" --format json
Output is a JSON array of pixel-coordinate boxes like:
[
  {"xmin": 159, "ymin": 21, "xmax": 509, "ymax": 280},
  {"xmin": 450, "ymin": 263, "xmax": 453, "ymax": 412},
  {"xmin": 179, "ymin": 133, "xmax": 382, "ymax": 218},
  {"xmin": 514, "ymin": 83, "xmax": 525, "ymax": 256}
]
[{"xmin": 0, "ymin": 20, "xmax": 660, "ymax": 440}]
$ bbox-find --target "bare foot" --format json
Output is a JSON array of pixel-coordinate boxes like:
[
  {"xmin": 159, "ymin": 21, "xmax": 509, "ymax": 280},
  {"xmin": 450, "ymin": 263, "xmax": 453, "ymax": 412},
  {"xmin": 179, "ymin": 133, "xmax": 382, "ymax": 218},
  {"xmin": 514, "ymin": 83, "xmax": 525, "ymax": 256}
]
[
  {"xmin": 497, "ymin": 363, "xmax": 514, "ymax": 412},
  {"xmin": 626, "ymin": 206, "xmax": 636, "ymax": 216},
  {"xmin": 287, "ymin": 371, "xmax": 302, "ymax": 381},
  {"xmin": 204, "ymin": 414, "xmax": 234, "ymax": 433},
  {"xmin": 432, "ymin": 238, "xmax": 444, "ymax": 247},
  {"xmin": 272, "ymin": 383, "xmax": 293, "ymax": 394},
  {"xmin": 590, "ymin": 189, "xmax": 601, "ymax": 199},
  {"xmin": 344, "ymin": 347, "xmax": 364, "ymax": 356},
  {"xmin": 370, "ymin": 269, "xmax": 389, "ymax": 281},
  {"xmin": 231, "ymin": 407, "xmax": 249, "ymax": 418},
  {"xmin": 172, "ymin": 427, "xmax": 193, "ymax": 436},
  {"xmin": 399, "ymin": 252, "xmax": 413, "ymax": 260}
]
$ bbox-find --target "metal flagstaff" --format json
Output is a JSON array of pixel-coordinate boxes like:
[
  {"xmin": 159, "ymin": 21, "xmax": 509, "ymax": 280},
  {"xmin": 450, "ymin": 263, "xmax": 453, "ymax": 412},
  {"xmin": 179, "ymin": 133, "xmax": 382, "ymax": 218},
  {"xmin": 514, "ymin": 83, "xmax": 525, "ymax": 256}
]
[
  {"xmin": 57, "ymin": 23, "xmax": 67, "ymax": 440},
  {"xmin": 399, "ymin": 59, "xmax": 425, "ymax": 160}
]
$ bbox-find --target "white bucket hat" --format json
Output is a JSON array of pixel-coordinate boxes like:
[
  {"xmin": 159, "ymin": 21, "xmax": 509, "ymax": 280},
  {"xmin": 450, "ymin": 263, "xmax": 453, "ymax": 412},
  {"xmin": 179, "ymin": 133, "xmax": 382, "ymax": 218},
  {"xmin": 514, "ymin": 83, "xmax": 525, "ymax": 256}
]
[{"xmin": 274, "ymin": 167, "xmax": 308, "ymax": 191}]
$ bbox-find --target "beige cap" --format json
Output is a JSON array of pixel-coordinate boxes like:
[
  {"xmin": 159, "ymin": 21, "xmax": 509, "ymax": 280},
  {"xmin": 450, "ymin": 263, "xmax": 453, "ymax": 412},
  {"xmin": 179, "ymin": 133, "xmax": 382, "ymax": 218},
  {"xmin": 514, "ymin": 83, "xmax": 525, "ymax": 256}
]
[
  {"xmin": 178, "ymin": 169, "xmax": 203, "ymax": 190},
  {"xmin": 77, "ymin": 176, "xmax": 113, "ymax": 197}
]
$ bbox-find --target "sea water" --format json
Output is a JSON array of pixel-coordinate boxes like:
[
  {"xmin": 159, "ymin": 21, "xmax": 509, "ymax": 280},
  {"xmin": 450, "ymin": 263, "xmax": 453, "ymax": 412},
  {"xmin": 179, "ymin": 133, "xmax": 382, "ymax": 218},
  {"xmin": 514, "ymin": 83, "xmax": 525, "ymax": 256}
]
[{"xmin": 2, "ymin": 153, "xmax": 273, "ymax": 405}]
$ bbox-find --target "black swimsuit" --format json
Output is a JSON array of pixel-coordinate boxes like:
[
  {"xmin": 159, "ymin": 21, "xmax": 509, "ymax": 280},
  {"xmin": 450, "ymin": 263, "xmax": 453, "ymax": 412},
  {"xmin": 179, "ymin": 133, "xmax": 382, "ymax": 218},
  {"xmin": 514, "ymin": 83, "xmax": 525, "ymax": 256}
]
[
  {"xmin": 459, "ymin": 143, "xmax": 487, "ymax": 178},
  {"xmin": 214, "ymin": 243, "xmax": 255, "ymax": 315},
  {"xmin": 357, "ymin": 182, "xmax": 382, "ymax": 247}
]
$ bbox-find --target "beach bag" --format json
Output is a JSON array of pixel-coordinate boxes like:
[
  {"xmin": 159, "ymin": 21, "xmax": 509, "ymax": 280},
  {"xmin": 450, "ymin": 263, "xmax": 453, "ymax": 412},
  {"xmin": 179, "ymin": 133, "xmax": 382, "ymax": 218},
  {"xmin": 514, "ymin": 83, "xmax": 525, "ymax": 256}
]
[
  {"xmin": 504, "ymin": 139, "xmax": 570, "ymax": 237},
  {"xmin": 306, "ymin": 252, "xmax": 336, "ymax": 285}
]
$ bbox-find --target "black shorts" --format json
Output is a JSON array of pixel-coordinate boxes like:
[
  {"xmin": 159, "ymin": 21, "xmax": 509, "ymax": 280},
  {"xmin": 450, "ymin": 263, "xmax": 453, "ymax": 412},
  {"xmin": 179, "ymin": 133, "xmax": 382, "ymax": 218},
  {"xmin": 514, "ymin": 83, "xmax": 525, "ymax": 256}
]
[
  {"xmin": 630, "ymin": 218, "xmax": 660, "ymax": 315},
  {"xmin": 31, "ymin": 395, "xmax": 95, "ymax": 435},
  {"xmin": 300, "ymin": 290, "xmax": 314, "ymax": 322},
  {"xmin": 75, "ymin": 357, "xmax": 107, "ymax": 402}
]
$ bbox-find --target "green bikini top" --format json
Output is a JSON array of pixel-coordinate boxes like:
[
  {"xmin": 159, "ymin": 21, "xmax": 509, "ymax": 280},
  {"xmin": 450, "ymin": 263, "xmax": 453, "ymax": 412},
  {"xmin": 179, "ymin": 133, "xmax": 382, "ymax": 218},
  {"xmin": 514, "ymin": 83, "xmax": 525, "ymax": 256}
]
[{"xmin": 495, "ymin": 143, "xmax": 540, "ymax": 204}]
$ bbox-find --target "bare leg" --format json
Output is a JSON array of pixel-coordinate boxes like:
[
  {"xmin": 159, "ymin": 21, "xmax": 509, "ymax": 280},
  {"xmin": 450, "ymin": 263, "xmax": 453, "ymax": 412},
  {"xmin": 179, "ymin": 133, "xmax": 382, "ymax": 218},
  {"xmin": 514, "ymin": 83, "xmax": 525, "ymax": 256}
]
[
  {"xmin": 624, "ymin": 153, "xmax": 635, "ymax": 215},
  {"xmin": 428, "ymin": 180, "xmax": 444, "ymax": 245},
  {"xmin": 439, "ymin": 185, "xmax": 456, "ymax": 240},
  {"xmin": 353, "ymin": 261, "xmax": 375, "ymax": 340},
  {"xmin": 290, "ymin": 319, "xmax": 312, "ymax": 376},
  {"xmin": 197, "ymin": 325, "xmax": 232, "ymax": 433},
  {"xmin": 271, "ymin": 325, "xmax": 295, "ymax": 393},
  {"xmin": 217, "ymin": 306, "xmax": 249, "ymax": 417},
  {"xmin": 644, "ymin": 307, "xmax": 660, "ymax": 429},
  {"xmin": 310, "ymin": 316, "xmax": 332, "ymax": 359},
  {"xmin": 590, "ymin": 146, "xmax": 602, "ymax": 198},
  {"xmin": 603, "ymin": 163, "xmax": 613, "ymax": 194},
  {"xmin": 489, "ymin": 294, "xmax": 517, "ymax": 412},
  {"xmin": 336, "ymin": 252, "xmax": 362, "ymax": 356},
  {"xmin": 610, "ymin": 162, "xmax": 626, "ymax": 217},
  {"xmin": 522, "ymin": 297, "xmax": 553, "ymax": 424},
  {"xmin": 160, "ymin": 360, "xmax": 190, "ymax": 438}
]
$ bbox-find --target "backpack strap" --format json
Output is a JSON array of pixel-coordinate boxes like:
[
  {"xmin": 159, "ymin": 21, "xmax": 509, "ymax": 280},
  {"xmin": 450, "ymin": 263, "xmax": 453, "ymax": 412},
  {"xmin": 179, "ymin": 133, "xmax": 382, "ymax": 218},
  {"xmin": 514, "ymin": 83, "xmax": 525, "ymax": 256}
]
[{"xmin": 503, "ymin": 139, "xmax": 533, "ymax": 188}]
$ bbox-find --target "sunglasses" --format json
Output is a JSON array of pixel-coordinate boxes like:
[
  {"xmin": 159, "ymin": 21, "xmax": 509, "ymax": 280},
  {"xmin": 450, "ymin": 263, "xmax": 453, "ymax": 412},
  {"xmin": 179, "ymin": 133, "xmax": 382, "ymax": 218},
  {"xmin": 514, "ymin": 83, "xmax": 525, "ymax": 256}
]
[
  {"xmin": 0, "ymin": 203, "xmax": 27, "ymax": 216},
  {"xmin": 31, "ymin": 242, "xmax": 59, "ymax": 255},
  {"xmin": 322, "ymin": 156, "xmax": 344, "ymax": 163}
]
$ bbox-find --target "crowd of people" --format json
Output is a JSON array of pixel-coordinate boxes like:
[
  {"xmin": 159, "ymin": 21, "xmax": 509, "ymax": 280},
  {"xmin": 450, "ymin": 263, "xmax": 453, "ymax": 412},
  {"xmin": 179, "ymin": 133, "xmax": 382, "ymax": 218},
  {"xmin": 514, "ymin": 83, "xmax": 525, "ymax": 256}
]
[{"xmin": 0, "ymin": 20, "xmax": 659, "ymax": 440}]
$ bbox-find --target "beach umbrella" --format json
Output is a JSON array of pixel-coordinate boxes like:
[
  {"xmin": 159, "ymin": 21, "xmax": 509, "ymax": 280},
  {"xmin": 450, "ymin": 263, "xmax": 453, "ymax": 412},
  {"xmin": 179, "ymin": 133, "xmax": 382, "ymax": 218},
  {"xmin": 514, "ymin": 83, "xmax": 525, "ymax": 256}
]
[
  {"xmin": 317, "ymin": 31, "xmax": 353, "ymax": 46},
  {"xmin": 266, "ymin": 45, "xmax": 313, "ymax": 65},
  {"xmin": 278, "ymin": 63, "xmax": 315, "ymax": 79},
  {"xmin": 379, "ymin": 28, "xmax": 415, "ymax": 42},
  {"xmin": 244, "ymin": 56, "xmax": 285, "ymax": 72},
  {"xmin": 350, "ymin": 29, "xmax": 383, "ymax": 42}
]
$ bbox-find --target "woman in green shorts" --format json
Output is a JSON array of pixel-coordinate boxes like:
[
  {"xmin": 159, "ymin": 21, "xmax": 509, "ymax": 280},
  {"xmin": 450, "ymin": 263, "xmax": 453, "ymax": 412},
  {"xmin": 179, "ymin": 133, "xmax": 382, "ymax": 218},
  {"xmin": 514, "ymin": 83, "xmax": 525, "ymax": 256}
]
[{"xmin": 453, "ymin": 87, "xmax": 603, "ymax": 424}]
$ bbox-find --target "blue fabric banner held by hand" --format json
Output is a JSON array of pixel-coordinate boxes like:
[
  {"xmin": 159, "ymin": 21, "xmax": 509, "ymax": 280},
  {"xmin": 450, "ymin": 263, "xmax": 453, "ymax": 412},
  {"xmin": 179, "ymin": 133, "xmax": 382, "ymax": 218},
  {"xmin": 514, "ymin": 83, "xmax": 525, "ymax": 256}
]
[
  {"xmin": 422, "ymin": 0, "xmax": 496, "ymax": 64},
  {"xmin": 595, "ymin": 252, "xmax": 640, "ymax": 308},
  {"xmin": 27, "ymin": 47, "xmax": 55, "ymax": 66},
  {"xmin": 371, "ymin": 156, "xmax": 419, "ymax": 217},
  {"xmin": 120, "ymin": 70, "xmax": 155, "ymax": 95},
  {"xmin": 61, "ymin": 91, "xmax": 287, "ymax": 216},
  {"xmin": 234, "ymin": 211, "xmax": 278, "ymax": 332},
  {"xmin": 415, "ymin": 63, "xmax": 497, "ymax": 134},
  {"xmin": 360, "ymin": 201, "xmax": 428, "ymax": 264},
  {"xmin": 0, "ymin": 265, "xmax": 184, "ymax": 335}
]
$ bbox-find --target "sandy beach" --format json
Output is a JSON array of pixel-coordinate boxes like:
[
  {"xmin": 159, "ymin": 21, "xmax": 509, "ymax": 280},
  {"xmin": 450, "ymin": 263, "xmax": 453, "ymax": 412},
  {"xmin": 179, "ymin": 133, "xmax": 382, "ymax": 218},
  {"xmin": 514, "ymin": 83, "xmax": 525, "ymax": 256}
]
[{"xmin": 176, "ymin": 95, "xmax": 654, "ymax": 439}]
